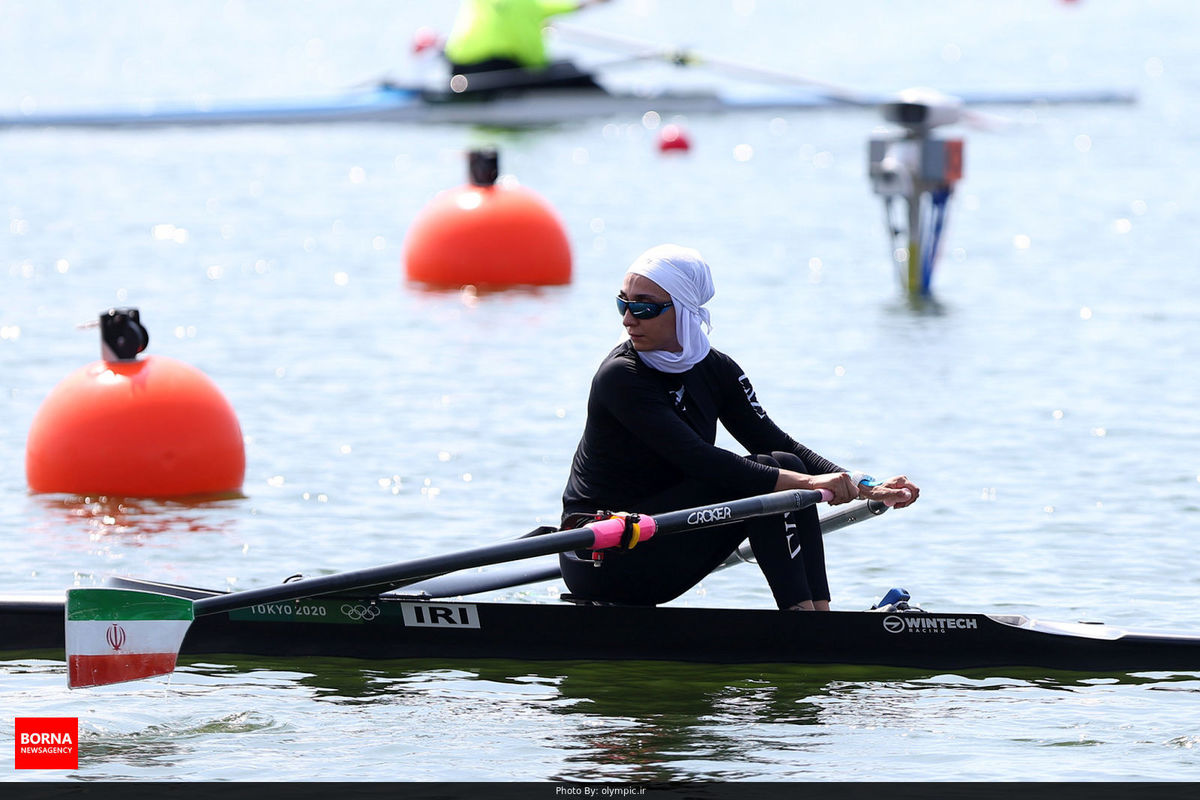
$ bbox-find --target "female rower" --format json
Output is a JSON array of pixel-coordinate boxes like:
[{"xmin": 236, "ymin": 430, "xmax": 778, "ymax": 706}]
[{"xmin": 559, "ymin": 244, "xmax": 918, "ymax": 610}]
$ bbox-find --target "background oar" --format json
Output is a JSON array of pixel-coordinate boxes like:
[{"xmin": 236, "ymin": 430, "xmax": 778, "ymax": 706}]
[
  {"xmin": 66, "ymin": 488, "xmax": 829, "ymax": 688},
  {"xmin": 549, "ymin": 24, "xmax": 1028, "ymax": 129},
  {"xmin": 550, "ymin": 23, "xmax": 872, "ymax": 106},
  {"xmin": 401, "ymin": 498, "xmax": 889, "ymax": 598}
]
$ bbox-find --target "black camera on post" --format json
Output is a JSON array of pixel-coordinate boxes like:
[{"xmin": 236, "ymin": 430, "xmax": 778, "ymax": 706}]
[
  {"xmin": 99, "ymin": 307, "xmax": 149, "ymax": 362},
  {"xmin": 468, "ymin": 148, "xmax": 499, "ymax": 187}
]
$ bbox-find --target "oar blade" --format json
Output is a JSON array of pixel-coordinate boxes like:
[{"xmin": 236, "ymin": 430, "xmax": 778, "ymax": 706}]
[{"xmin": 65, "ymin": 588, "xmax": 194, "ymax": 688}]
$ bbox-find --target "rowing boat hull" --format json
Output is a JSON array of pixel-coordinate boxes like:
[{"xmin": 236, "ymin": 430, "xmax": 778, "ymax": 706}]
[
  {"xmin": 3, "ymin": 587, "xmax": 1198, "ymax": 673},
  {"xmin": 0, "ymin": 85, "xmax": 1137, "ymax": 130}
]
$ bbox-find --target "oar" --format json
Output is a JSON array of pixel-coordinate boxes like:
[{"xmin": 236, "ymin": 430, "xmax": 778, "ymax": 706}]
[
  {"xmin": 550, "ymin": 23, "xmax": 872, "ymax": 107},
  {"xmin": 64, "ymin": 488, "xmax": 830, "ymax": 688},
  {"xmin": 548, "ymin": 25, "xmax": 1032, "ymax": 128},
  {"xmin": 402, "ymin": 498, "xmax": 890, "ymax": 598},
  {"xmin": 719, "ymin": 498, "xmax": 889, "ymax": 569}
]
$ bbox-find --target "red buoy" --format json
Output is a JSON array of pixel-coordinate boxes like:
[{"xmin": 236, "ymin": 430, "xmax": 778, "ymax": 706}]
[
  {"xmin": 658, "ymin": 124, "xmax": 691, "ymax": 153},
  {"xmin": 403, "ymin": 149, "xmax": 572, "ymax": 288},
  {"xmin": 25, "ymin": 309, "xmax": 245, "ymax": 498},
  {"xmin": 411, "ymin": 27, "xmax": 442, "ymax": 55}
]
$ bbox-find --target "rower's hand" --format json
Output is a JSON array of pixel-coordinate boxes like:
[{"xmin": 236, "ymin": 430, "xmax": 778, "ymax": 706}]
[
  {"xmin": 808, "ymin": 472, "xmax": 859, "ymax": 505},
  {"xmin": 859, "ymin": 475, "xmax": 919, "ymax": 509}
]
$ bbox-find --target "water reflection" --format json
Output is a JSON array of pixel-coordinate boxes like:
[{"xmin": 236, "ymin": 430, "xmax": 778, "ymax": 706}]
[
  {"xmin": 887, "ymin": 291, "xmax": 949, "ymax": 318},
  {"xmin": 182, "ymin": 655, "xmax": 1200, "ymax": 707},
  {"xmin": 171, "ymin": 655, "xmax": 1200, "ymax": 780},
  {"xmin": 31, "ymin": 494, "xmax": 242, "ymax": 543},
  {"xmin": 80, "ymin": 711, "xmax": 287, "ymax": 773}
]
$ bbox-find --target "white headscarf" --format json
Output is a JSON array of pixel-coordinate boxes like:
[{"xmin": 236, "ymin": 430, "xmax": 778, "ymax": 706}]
[{"xmin": 625, "ymin": 244, "xmax": 714, "ymax": 373}]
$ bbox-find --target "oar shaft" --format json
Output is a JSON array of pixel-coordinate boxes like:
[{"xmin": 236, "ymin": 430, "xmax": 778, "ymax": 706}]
[
  {"xmin": 194, "ymin": 529, "xmax": 597, "ymax": 616},
  {"xmin": 193, "ymin": 489, "xmax": 828, "ymax": 616},
  {"xmin": 643, "ymin": 488, "xmax": 827, "ymax": 536},
  {"xmin": 551, "ymin": 23, "xmax": 869, "ymax": 105},
  {"xmin": 813, "ymin": 498, "xmax": 889, "ymax": 532},
  {"xmin": 721, "ymin": 499, "xmax": 889, "ymax": 569},
  {"xmin": 404, "ymin": 497, "xmax": 886, "ymax": 598}
]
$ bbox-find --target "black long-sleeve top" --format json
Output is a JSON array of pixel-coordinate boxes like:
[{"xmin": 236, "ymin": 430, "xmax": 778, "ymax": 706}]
[{"xmin": 561, "ymin": 341, "xmax": 844, "ymax": 516}]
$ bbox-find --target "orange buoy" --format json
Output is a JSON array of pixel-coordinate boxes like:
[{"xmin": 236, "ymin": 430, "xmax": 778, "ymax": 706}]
[
  {"xmin": 25, "ymin": 308, "xmax": 245, "ymax": 498},
  {"xmin": 403, "ymin": 149, "xmax": 572, "ymax": 288},
  {"xmin": 658, "ymin": 124, "xmax": 691, "ymax": 153}
]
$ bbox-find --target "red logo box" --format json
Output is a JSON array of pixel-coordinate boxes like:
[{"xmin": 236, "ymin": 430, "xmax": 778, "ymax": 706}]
[{"xmin": 14, "ymin": 717, "xmax": 78, "ymax": 770}]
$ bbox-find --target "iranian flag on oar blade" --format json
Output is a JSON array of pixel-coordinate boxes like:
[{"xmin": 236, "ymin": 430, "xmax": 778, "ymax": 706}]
[{"xmin": 66, "ymin": 588, "xmax": 194, "ymax": 688}]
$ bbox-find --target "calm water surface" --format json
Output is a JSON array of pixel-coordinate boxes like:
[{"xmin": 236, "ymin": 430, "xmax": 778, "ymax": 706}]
[{"xmin": 2, "ymin": 0, "xmax": 1199, "ymax": 783}]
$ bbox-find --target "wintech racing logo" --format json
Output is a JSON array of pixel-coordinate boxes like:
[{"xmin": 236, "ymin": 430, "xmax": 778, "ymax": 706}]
[{"xmin": 883, "ymin": 615, "xmax": 978, "ymax": 634}]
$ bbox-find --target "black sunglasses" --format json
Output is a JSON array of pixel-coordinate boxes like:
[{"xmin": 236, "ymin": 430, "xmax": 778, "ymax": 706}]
[{"xmin": 616, "ymin": 296, "xmax": 674, "ymax": 319}]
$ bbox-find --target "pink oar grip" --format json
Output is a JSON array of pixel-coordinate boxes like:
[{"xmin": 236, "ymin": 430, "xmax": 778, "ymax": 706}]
[
  {"xmin": 589, "ymin": 515, "xmax": 659, "ymax": 549},
  {"xmin": 637, "ymin": 517, "xmax": 658, "ymax": 539},
  {"xmin": 818, "ymin": 489, "xmax": 834, "ymax": 502}
]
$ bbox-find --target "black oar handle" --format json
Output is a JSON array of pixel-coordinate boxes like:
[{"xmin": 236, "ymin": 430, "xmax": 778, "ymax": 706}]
[{"xmin": 193, "ymin": 489, "xmax": 828, "ymax": 616}]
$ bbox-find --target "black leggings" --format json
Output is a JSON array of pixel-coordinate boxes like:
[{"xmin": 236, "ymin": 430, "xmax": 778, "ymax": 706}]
[
  {"xmin": 445, "ymin": 59, "xmax": 603, "ymax": 90},
  {"xmin": 559, "ymin": 452, "xmax": 829, "ymax": 608}
]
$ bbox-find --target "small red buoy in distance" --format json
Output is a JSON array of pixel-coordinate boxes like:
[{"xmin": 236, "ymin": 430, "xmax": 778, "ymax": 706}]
[
  {"xmin": 25, "ymin": 308, "xmax": 245, "ymax": 499},
  {"xmin": 658, "ymin": 123, "xmax": 691, "ymax": 153},
  {"xmin": 411, "ymin": 26, "xmax": 443, "ymax": 55},
  {"xmin": 403, "ymin": 149, "xmax": 572, "ymax": 288}
]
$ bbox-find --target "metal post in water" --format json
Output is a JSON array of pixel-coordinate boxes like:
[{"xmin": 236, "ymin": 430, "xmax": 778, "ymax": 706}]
[{"xmin": 868, "ymin": 90, "xmax": 965, "ymax": 298}]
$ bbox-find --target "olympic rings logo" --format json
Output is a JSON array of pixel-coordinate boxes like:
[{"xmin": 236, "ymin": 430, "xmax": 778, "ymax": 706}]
[{"xmin": 341, "ymin": 603, "xmax": 381, "ymax": 621}]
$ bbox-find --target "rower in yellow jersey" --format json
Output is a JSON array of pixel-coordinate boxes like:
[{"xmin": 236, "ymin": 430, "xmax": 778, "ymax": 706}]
[{"xmin": 443, "ymin": 0, "xmax": 610, "ymax": 89}]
